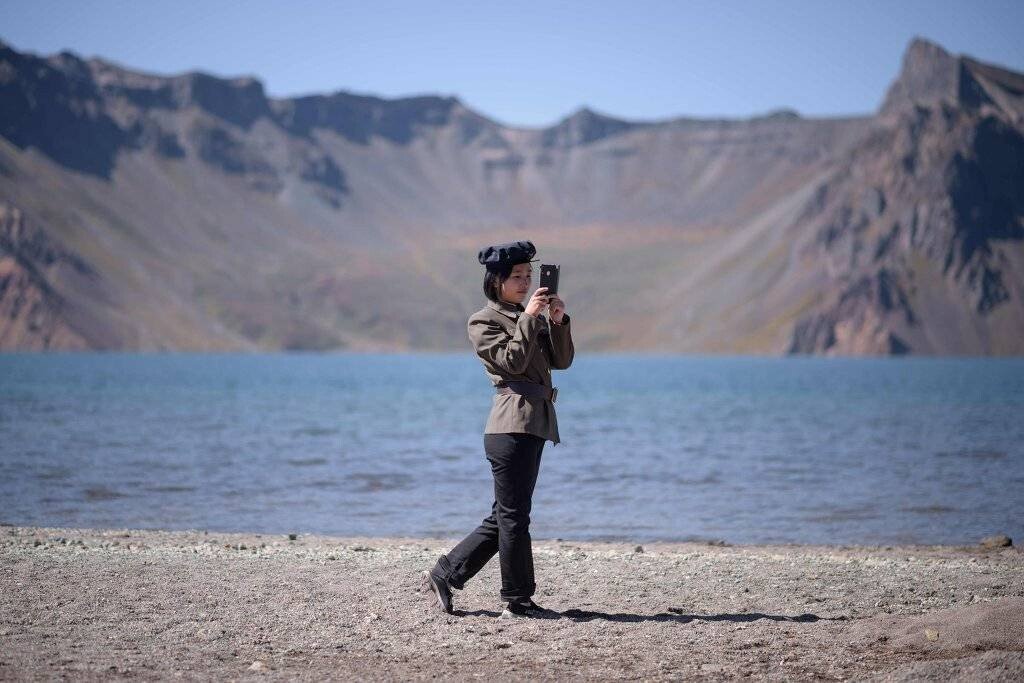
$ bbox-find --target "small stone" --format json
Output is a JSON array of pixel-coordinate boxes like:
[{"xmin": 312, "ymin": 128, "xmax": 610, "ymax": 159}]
[
  {"xmin": 288, "ymin": 533, "xmax": 298, "ymax": 541},
  {"xmin": 925, "ymin": 628, "xmax": 939, "ymax": 641},
  {"xmin": 634, "ymin": 545, "xmax": 644, "ymax": 553},
  {"xmin": 979, "ymin": 535, "xmax": 1012, "ymax": 548},
  {"xmin": 249, "ymin": 660, "xmax": 267, "ymax": 671}
]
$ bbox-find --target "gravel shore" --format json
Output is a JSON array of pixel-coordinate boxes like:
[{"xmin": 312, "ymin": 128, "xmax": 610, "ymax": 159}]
[{"xmin": 2, "ymin": 525, "xmax": 1022, "ymax": 680}]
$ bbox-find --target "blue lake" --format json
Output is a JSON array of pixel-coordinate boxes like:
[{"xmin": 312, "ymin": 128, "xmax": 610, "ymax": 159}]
[{"xmin": 1, "ymin": 352, "xmax": 1022, "ymax": 545}]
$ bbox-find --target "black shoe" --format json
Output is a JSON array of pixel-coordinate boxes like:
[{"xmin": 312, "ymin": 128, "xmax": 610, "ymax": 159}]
[
  {"xmin": 500, "ymin": 598, "xmax": 550, "ymax": 619},
  {"xmin": 422, "ymin": 570, "xmax": 453, "ymax": 614}
]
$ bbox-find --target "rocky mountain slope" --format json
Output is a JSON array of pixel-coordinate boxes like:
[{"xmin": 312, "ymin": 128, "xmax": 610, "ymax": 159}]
[{"xmin": 1, "ymin": 37, "xmax": 1021, "ymax": 354}]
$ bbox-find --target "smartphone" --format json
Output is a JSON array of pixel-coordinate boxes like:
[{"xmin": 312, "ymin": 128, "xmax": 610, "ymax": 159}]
[{"xmin": 539, "ymin": 264, "xmax": 560, "ymax": 297}]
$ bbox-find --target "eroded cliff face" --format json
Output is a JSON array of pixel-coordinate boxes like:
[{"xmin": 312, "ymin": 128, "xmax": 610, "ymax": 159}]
[
  {"xmin": 0, "ymin": 204, "xmax": 93, "ymax": 349},
  {"xmin": 788, "ymin": 39, "xmax": 1024, "ymax": 355},
  {"xmin": 0, "ymin": 37, "xmax": 1021, "ymax": 354}
]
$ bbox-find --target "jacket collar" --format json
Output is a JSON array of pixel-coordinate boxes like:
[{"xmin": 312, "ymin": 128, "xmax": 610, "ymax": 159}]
[{"xmin": 486, "ymin": 298, "xmax": 525, "ymax": 320}]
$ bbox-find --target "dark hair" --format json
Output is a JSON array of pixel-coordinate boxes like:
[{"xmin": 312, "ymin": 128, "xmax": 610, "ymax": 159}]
[{"xmin": 483, "ymin": 263, "xmax": 514, "ymax": 302}]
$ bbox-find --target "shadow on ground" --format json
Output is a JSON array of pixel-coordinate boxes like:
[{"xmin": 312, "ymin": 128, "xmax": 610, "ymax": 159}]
[
  {"xmin": 451, "ymin": 607, "xmax": 841, "ymax": 623},
  {"xmin": 559, "ymin": 609, "xmax": 837, "ymax": 623}
]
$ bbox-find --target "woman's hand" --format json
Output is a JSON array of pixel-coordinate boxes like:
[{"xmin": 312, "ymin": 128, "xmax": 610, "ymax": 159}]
[
  {"xmin": 548, "ymin": 294, "xmax": 566, "ymax": 324},
  {"xmin": 524, "ymin": 286, "xmax": 550, "ymax": 318}
]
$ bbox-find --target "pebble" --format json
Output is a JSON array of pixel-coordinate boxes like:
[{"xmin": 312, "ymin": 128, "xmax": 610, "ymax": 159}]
[{"xmin": 979, "ymin": 535, "xmax": 1012, "ymax": 548}]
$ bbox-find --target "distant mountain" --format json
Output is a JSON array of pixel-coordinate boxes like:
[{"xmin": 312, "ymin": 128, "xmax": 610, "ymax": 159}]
[{"xmin": 1, "ymin": 37, "xmax": 1022, "ymax": 354}]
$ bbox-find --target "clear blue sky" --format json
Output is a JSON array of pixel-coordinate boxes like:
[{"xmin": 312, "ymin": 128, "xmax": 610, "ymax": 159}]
[{"xmin": 2, "ymin": 0, "xmax": 1022, "ymax": 127}]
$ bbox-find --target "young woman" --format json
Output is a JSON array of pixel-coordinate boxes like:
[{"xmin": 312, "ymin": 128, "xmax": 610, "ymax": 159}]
[{"xmin": 423, "ymin": 240, "xmax": 574, "ymax": 618}]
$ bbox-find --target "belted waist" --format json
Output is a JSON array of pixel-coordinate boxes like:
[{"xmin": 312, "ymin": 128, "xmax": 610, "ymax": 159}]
[{"xmin": 496, "ymin": 381, "xmax": 558, "ymax": 403}]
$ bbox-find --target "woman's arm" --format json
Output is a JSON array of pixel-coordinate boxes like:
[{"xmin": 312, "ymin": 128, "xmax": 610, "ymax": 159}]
[
  {"xmin": 468, "ymin": 313, "xmax": 543, "ymax": 375},
  {"xmin": 548, "ymin": 314, "xmax": 574, "ymax": 369},
  {"xmin": 547, "ymin": 294, "xmax": 574, "ymax": 370}
]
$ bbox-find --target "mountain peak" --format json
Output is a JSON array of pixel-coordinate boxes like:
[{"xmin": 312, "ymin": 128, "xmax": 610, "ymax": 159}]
[
  {"xmin": 562, "ymin": 105, "xmax": 621, "ymax": 124},
  {"xmin": 173, "ymin": 71, "xmax": 270, "ymax": 129},
  {"xmin": 755, "ymin": 108, "xmax": 801, "ymax": 121},
  {"xmin": 879, "ymin": 37, "xmax": 959, "ymax": 115},
  {"xmin": 541, "ymin": 106, "xmax": 636, "ymax": 147},
  {"xmin": 906, "ymin": 36, "xmax": 953, "ymax": 61},
  {"xmin": 877, "ymin": 36, "xmax": 1024, "ymax": 117},
  {"xmin": 567, "ymin": 105, "xmax": 598, "ymax": 118}
]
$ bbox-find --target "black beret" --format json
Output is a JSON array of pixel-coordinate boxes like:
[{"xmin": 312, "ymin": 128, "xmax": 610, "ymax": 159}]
[{"xmin": 478, "ymin": 240, "xmax": 538, "ymax": 269}]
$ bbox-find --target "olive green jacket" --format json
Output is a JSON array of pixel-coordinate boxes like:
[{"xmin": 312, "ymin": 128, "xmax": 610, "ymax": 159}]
[{"xmin": 467, "ymin": 298, "xmax": 574, "ymax": 445}]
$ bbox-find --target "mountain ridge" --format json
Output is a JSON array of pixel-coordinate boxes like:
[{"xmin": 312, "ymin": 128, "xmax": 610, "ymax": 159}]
[
  {"xmin": 1, "ymin": 36, "xmax": 1022, "ymax": 354},
  {"xmin": 0, "ymin": 37, "xmax": 876, "ymax": 144}
]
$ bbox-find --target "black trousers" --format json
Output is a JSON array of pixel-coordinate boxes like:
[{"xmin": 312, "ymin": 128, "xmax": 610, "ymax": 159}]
[{"xmin": 434, "ymin": 432, "xmax": 545, "ymax": 602}]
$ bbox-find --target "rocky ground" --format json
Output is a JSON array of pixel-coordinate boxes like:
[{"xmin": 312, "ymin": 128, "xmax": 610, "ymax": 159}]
[{"xmin": 1, "ymin": 525, "xmax": 1022, "ymax": 680}]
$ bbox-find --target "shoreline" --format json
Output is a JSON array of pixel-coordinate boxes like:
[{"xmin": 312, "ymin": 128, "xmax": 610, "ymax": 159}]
[
  {"xmin": 3, "ymin": 525, "xmax": 1022, "ymax": 680},
  {"xmin": 3, "ymin": 519, "xmax": 1011, "ymax": 550}
]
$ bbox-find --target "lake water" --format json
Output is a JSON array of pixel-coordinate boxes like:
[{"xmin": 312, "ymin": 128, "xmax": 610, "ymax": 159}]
[{"xmin": 1, "ymin": 353, "xmax": 1022, "ymax": 546}]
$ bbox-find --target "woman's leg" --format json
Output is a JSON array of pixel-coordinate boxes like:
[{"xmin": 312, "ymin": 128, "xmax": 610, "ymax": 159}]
[
  {"xmin": 432, "ymin": 432, "xmax": 544, "ymax": 597},
  {"xmin": 433, "ymin": 499, "xmax": 500, "ymax": 590},
  {"xmin": 487, "ymin": 432, "xmax": 545, "ymax": 602}
]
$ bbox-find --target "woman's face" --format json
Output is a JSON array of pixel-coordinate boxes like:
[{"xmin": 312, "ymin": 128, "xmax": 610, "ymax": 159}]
[{"xmin": 500, "ymin": 263, "xmax": 533, "ymax": 305}]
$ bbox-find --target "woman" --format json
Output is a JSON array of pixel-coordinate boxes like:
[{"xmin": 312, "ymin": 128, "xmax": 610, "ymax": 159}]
[{"xmin": 423, "ymin": 240, "xmax": 574, "ymax": 618}]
